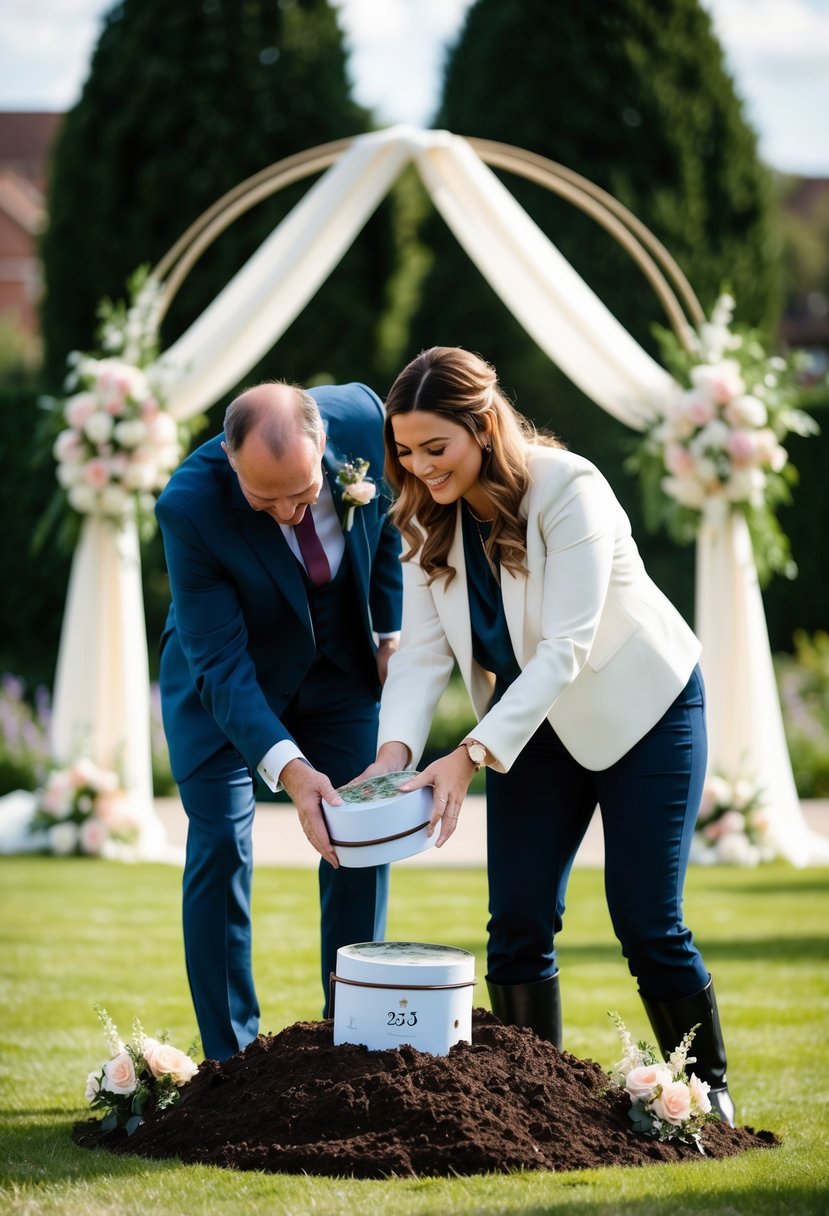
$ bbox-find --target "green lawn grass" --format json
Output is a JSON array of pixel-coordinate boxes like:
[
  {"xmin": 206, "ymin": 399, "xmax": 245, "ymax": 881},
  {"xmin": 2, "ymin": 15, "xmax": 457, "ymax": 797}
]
[{"xmin": 1, "ymin": 857, "xmax": 827, "ymax": 1215}]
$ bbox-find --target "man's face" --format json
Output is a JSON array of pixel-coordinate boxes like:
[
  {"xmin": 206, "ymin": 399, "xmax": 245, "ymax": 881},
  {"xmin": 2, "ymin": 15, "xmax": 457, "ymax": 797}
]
[{"xmin": 224, "ymin": 426, "xmax": 326, "ymax": 525}]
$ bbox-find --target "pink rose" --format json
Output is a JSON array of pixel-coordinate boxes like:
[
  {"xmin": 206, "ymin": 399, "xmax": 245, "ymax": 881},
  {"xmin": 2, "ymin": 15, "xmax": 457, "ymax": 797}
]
[
  {"xmin": 345, "ymin": 480, "xmax": 376, "ymax": 506},
  {"xmin": 685, "ymin": 394, "xmax": 716, "ymax": 427},
  {"xmin": 102, "ymin": 1050, "xmax": 137, "ymax": 1095},
  {"xmin": 81, "ymin": 458, "xmax": 112, "ymax": 490},
  {"xmin": 624, "ymin": 1063, "xmax": 673, "ymax": 1102},
  {"xmin": 664, "ymin": 443, "xmax": 695, "ymax": 477},
  {"xmin": 651, "ymin": 1079, "xmax": 692, "ymax": 1125},
  {"xmin": 143, "ymin": 1041, "xmax": 198, "ymax": 1085},
  {"xmin": 727, "ymin": 429, "xmax": 760, "ymax": 466},
  {"xmin": 79, "ymin": 817, "xmax": 108, "ymax": 856},
  {"xmin": 65, "ymin": 393, "xmax": 97, "ymax": 429}
]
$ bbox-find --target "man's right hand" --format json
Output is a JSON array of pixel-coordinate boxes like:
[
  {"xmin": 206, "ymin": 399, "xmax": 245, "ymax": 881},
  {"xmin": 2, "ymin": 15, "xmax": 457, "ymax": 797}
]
[{"xmin": 279, "ymin": 758, "xmax": 341, "ymax": 868}]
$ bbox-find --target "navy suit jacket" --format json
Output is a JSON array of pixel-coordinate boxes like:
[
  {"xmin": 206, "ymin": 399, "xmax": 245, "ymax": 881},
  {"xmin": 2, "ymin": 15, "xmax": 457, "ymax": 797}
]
[{"xmin": 156, "ymin": 383, "xmax": 403, "ymax": 784}]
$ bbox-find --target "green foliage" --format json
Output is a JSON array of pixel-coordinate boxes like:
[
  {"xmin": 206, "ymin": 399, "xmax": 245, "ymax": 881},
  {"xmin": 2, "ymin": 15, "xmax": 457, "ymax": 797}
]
[
  {"xmin": 1, "ymin": 858, "xmax": 828, "ymax": 1212},
  {"xmin": 40, "ymin": 0, "xmax": 389, "ymax": 394},
  {"xmin": 405, "ymin": 0, "xmax": 780, "ymax": 623},
  {"xmin": 775, "ymin": 631, "xmax": 829, "ymax": 798},
  {"xmin": 0, "ymin": 675, "xmax": 50, "ymax": 795}
]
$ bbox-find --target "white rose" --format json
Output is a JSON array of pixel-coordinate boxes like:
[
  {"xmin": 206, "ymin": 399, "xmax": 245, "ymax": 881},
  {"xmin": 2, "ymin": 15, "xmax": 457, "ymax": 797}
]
[
  {"xmin": 624, "ymin": 1063, "xmax": 673, "ymax": 1102},
  {"xmin": 147, "ymin": 412, "xmax": 178, "ymax": 445},
  {"xmin": 83, "ymin": 411, "xmax": 115, "ymax": 445},
  {"xmin": 49, "ymin": 821, "xmax": 79, "ymax": 855},
  {"xmin": 688, "ymin": 1073, "xmax": 712, "ymax": 1114},
  {"xmin": 102, "ymin": 1050, "xmax": 138, "ymax": 1095},
  {"xmin": 122, "ymin": 458, "xmax": 159, "ymax": 491},
  {"xmin": 67, "ymin": 484, "xmax": 98, "ymax": 514},
  {"xmin": 57, "ymin": 462, "xmax": 85, "ymax": 488},
  {"xmin": 85, "ymin": 1070, "xmax": 101, "ymax": 1102},
  {"xmin": 661, "ymin": 475, "xmax": 707, "ymax": 509},
  {"xmin": 144, "ymin": 1041, "xmax": 198, "ymax": 1085},
  {"xmin": 113, "ymin": 419, "xmax": 148, "ymax": 448},
  {"xmin": 650, "ymin": 1079, "xmax": 692, "ymax": 1125},
  {"xmin": 100, "ymin": 484, "xmax": 132, "ymax": 517},
  {"xmin": 724, "ymin": 394, "xmax": 767, "ymax": 428}
]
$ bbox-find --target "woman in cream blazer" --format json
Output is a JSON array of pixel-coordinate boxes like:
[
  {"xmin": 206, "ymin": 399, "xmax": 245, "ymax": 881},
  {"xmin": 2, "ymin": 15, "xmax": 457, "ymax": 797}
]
[{"xmin": 367, "ymin": 346, "xmax": 734, "ymax": 1124}]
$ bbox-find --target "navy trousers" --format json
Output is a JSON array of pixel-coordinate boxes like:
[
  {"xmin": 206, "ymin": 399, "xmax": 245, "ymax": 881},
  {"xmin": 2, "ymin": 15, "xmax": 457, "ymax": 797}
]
[
  {"xmin": 178, "ymin": 657, "xmax": 389, "ymax": 1061},
  {"xmin": 485, "ymin": 666, "xmax": 710, "ymax": 1001}
]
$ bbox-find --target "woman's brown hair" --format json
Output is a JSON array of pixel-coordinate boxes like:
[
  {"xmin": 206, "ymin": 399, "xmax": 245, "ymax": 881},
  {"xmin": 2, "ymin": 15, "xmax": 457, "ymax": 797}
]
[{"xmin": 384, "ymin": 347, "xmax": 561, "ymax": 583}]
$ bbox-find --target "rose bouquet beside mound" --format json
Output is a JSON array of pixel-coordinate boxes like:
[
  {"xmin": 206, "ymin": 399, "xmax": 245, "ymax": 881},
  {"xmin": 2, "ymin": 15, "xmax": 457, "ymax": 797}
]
[
  {"xmin": 608, "ymin": 1012, "xmax": 716, "ymax": 1152},
  {"xmin": 85, "ymin": 1007, "xmax": 198, "ymax": 1135}
]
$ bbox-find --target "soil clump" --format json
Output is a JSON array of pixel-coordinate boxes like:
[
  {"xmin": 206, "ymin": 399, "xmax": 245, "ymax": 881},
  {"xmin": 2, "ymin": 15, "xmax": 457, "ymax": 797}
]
[{"xmin": 73, "ymin": 1010, "xmax": 779, "ymax": 1177}]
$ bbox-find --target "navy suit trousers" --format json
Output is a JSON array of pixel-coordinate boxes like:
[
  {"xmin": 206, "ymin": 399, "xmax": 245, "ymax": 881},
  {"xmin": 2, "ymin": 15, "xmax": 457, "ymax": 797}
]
[
  {"xmin": 485, "ymin": 666, "xmax": 710, "ymax": 1001},
  {"xmin": 178, "ymin": 658, "xmax": 389, "ymax": 1061}
]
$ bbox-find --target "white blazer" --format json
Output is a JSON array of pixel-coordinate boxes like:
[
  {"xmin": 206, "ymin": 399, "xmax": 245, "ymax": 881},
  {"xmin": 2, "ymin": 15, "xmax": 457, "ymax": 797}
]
[{"xmin": 378, "ymin": 446, "xmax": 701, "ymax": 773}]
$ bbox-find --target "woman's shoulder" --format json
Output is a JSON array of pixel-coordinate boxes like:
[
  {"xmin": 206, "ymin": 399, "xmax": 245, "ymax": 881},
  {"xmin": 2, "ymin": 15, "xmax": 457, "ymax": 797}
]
[{"xmin": 526, "ymin": 444, "xmax": 603, "ymax": 485}]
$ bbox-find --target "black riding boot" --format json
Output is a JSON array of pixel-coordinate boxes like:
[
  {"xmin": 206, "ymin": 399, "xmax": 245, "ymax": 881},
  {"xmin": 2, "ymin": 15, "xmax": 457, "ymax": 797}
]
[
  {"xmin": 640, "ymin": 975, "xmax": 735, "ymax": 1126},
  {"xmin": 486, "ymin": 972, "xmax": 563, "ymax": 1049}
]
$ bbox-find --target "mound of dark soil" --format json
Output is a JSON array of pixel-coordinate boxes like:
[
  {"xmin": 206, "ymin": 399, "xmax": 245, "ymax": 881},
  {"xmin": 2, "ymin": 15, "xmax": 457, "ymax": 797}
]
[{"xmin": 72, "ymin": 1010, "xmax": 778, "ymax": 1177}]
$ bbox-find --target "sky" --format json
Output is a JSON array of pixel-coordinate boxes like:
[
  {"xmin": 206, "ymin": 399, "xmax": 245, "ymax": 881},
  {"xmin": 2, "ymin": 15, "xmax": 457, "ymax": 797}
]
[{"xmin": 1, "ymin": 0, "xmax": 828, "ymax": 176}]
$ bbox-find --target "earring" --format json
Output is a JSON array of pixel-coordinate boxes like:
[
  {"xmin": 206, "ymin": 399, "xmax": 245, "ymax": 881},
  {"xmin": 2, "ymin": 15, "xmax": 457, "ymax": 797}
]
[{"xmin": 483, "ymin": 442, "xmax": 491, "ymax": 453}]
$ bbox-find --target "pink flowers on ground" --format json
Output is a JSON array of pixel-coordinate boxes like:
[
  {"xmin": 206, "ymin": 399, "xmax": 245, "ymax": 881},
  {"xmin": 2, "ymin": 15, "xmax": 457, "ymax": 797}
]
[
  {"xmin": 608, "ymin": 1012, "xmax": 714, "ymax": 1150},
  {"xmin": 86, "ymin": 1007, "xmax": 199, "ymax": 1135}
]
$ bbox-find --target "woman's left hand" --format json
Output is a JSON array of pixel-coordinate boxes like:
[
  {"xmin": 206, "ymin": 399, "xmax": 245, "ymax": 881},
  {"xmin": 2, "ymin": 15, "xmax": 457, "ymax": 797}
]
[{"xmin": 399, "ymin": 748, "xmax": 477, "ymax": 848}]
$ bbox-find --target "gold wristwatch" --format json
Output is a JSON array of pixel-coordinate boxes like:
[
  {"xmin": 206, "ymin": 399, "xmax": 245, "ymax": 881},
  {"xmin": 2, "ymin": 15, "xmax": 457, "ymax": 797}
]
[{"xmin": 461, "ymin": 740, "xmax": 487, "ymax": 771}]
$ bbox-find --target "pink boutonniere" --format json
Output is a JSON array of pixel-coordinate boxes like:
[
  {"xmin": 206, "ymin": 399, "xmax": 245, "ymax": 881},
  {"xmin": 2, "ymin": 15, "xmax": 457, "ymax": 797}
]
[{"xmin": 336, "ymin": 458, "xmax": 376, "ymax": 530}]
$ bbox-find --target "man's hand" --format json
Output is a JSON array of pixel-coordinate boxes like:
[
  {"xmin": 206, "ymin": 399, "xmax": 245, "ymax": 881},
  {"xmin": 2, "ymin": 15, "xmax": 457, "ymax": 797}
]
[
  {"xmin": 280, "ymin": 757, "xmax": 341, "ymax": 868},
  {"xmin": 375, "ymin": 636, "xmax": 399, "ymax": 686}
]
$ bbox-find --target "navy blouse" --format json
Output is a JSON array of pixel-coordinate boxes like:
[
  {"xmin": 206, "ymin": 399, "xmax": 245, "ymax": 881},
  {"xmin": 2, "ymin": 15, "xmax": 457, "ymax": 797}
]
[{"xmin": 460, "ymin": 504, "xmax": 521, "ymax": 705}]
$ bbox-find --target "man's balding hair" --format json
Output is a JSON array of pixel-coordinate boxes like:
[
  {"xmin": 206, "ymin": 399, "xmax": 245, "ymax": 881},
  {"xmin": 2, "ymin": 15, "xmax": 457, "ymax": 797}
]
[{"xmin": 223, "ymin": 383, "xmax": 323, "ymax": 456}]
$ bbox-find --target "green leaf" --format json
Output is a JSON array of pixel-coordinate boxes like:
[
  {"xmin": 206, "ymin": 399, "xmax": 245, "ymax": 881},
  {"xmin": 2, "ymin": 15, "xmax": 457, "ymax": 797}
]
[{"xmin": 125, "ymin": 1114, "xmax": 143, "ymax": 1136}]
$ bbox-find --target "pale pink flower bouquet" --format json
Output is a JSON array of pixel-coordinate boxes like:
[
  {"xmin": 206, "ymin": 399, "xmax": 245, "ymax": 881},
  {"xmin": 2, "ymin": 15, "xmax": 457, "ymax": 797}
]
[
  {"xmin": 29, "ymin": 758, "xmax": 140, "ymax": 857},
  {"xmin": 608, "ymin": 1012, "xmax": 716, "ymax": 1153},
  {"xmin": 85, "ymin": 1007, "xmax": 199, "ymax": 1135}
]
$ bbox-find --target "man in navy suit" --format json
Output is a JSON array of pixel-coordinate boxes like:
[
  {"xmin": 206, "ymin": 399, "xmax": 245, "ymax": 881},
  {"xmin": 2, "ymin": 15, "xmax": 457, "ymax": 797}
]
[{"xmin": 156, "ymin": 380, "xmax": 402, "ymax": 1060}]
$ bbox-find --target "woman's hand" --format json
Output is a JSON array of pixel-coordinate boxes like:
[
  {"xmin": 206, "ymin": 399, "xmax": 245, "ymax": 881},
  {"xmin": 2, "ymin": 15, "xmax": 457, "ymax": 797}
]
[
  {"xmin": 399, "ymin": 747, "xmax": 477, "ymax": 848},
  {"xmin": 347, "ymin": 741, "xmax": 411, "ymax": 787}
]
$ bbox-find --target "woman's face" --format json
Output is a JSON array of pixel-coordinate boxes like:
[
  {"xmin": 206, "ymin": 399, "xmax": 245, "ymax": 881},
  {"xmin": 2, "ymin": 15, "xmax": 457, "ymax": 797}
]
[{"xmin": 391, "ymin": 410, "xmax": 485, "ymax": 507}]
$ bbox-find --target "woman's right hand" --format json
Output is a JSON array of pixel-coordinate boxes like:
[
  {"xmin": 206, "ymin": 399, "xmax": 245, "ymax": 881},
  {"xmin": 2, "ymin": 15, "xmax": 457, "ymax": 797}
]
[{"xmin": 347, "ymin": 741, "xmax": 411, "ymax": 786}]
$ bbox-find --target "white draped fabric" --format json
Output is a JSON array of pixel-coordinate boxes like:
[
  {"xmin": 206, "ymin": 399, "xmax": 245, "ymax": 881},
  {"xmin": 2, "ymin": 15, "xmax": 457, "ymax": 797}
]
[{"xmin": 50, "ymin": 125, "xmax": 827, "ymax": 863}]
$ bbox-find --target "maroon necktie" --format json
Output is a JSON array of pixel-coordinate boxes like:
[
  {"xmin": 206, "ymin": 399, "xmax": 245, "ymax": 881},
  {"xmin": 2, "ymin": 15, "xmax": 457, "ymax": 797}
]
[{"xmin": 293, "ymin": 508, "xmax": 331, "ymax": 587}]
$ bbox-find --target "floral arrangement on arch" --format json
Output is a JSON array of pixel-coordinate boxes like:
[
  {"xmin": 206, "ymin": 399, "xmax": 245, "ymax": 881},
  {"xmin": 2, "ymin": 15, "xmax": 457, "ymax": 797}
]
[
  {"xmin": 691, "ymin": 770, "xmax": 775, "ymax": 867},
  {"xmin": 29, "ymin": 757, "xmax": 140, "ymax": 858},
  {"xmin": 85, "ymin": 1006, "xmax": 198, "ymax": 1136},
  {"xmin": 627, "ymin": 293, "xmax": 818, "ymax": 583},
  {"xmin": 38, "ymin": 268, "xmax": 206, "ymax": 546},
  {"xmin": 608, "ymin": 1012, "xmax": 716, "ymax": 1153}
]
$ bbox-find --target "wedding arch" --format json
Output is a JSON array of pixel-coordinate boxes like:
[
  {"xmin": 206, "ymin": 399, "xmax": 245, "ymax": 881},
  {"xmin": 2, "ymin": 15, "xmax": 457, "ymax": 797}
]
[{"xmin": 49, "ymin": 125, "xmax": 826, "ymax": 864}]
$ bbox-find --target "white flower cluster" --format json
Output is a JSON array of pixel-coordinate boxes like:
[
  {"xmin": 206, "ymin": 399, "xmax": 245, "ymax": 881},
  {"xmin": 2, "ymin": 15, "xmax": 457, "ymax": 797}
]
[
  {"xmin": 692, "ymin": 772, "xmax": 776, "ymax": 866},
  {"xmin": 31, "ymin": 757, "xmax": 140, "ymax": 857},
  {"xmin": 608, "ymin": 1012, "xmax": 713, "ymax": 1147},
  {"xmin": 652, "ymin": 295, "xmax": 790, "ymax": 512},
  {"xmin": 52, "ymin": 356, "xmax": 181, "ymax": 523}
]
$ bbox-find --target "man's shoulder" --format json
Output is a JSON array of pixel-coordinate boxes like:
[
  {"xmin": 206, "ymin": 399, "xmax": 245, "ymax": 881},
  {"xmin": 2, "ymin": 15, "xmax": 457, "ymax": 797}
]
[
  {"xmin": 156, "ymin": 433, "xmax": 229, "ymax": 518},
  {"xmin": 311, "ymin": 382, "xmax": 383, "ymax": 425}
]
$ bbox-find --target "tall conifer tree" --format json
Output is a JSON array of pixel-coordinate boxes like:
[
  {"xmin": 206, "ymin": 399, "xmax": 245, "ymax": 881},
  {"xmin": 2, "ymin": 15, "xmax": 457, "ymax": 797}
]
[{"xmin": 40, "ymin": 0, "xmax": 388, "ymax": 390}]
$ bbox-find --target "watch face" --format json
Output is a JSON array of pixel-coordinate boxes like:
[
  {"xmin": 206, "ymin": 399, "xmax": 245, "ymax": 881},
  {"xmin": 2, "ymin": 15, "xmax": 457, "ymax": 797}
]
[{"xmin": 468, "ymin": 743, "xmax": 486, "ymax": 765}]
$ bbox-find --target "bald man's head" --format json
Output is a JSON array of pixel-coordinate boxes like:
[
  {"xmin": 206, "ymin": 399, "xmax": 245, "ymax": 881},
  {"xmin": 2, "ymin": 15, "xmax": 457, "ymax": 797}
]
[
  {"xmin": 221, "ymin": 383, "xmax": 327, "ymax": 525},
  {"xmin": 223, "ymin": 383, "xmax": 323, "ymax": 457}
]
